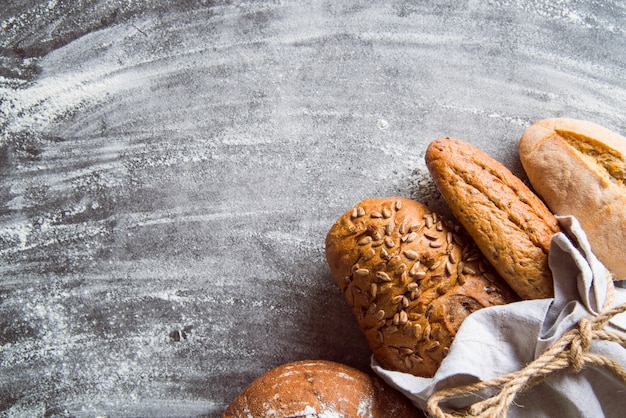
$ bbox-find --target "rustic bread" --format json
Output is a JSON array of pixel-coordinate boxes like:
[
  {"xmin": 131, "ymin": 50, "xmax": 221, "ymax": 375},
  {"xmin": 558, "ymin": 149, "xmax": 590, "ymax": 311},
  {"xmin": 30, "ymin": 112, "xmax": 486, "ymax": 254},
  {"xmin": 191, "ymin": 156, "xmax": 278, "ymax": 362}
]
[
  {"xmin": 325, "ymin": 197, "xmax": 516, "ymax": 377},
  {"xmin": 222, "ymin": 359, "xmax": 421, "ymax": 417},
  {"xmin": 425, "ymin": 137, "xmax": 561, "ymax": 300},
  {"xmin": 519, "ymin": 118, "xmax": 626, "ymax": 280}
]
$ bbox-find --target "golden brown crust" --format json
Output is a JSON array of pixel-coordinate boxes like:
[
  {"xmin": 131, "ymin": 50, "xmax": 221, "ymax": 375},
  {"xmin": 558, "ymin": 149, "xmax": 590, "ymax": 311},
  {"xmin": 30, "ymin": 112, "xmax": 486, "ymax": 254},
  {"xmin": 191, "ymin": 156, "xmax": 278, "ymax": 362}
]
[
  {"xmin": 325, "ymin": 197, "xmax": 516, "ymax": 377},
  {"xmin": 519, "ymin": 118, "xmax": 626, "ymax": 280},
  {"xmin": 425, "ymin": 137, "xmax": 560, "ymax": 300},
  {"xmin": 222, "ymin": 359, "xmax": 421, "ymax": 418}
]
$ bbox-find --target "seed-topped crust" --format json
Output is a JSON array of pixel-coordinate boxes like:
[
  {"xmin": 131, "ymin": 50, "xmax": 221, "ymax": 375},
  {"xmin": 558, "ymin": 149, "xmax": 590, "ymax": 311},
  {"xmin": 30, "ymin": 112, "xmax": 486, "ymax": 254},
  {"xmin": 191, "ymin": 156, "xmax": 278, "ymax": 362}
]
[
  {"xmin": 425, "ymin": 137, "xmax": 561, "ymax": 300},
  {"xmin": 325, "ymin": 197, "xmax": 517, "ymax": 378}
]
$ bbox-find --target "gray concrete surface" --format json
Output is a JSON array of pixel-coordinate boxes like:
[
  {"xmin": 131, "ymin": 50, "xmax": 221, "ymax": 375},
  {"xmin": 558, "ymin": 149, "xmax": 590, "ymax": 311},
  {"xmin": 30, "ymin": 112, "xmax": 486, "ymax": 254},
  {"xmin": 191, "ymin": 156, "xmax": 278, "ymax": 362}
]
[{"xmin": 1, "ymin": 1, "xmax": 625, "ymax": 416}]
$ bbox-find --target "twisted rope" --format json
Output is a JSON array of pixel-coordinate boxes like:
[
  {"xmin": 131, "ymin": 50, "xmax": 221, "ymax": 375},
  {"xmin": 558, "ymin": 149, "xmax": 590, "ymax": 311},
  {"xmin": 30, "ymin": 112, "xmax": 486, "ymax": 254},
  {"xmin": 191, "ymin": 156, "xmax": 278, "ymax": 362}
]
[{"xmin": 426, "ymin": 278, "xmax": 626, "ymax": 418}]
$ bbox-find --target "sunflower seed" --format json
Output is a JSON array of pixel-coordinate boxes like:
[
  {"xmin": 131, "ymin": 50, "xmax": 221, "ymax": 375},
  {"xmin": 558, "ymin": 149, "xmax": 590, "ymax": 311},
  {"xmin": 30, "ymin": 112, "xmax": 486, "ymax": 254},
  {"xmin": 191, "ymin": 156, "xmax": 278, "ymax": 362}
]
[
  {"xmin": 395, "ymin": 200, "xmax": 403, "ymax": 210},
  {"xmin": 364, "ymin": 248, "xmax": 376, "ymax": 260},
  {"xmin": 371, "ymin": 211, "xmax": 383, "ymax": 218},
  {"xmin": 453, "ymin": 233, "xmax": 465, "ymax": 246},
  {"xmin": 410, "ymin": 263, "xmax": 424, "ymax": 278},
  {"xmin": 384, "ymin": 223, "xmax": 394, "ymax": 236},
  {"xmin": 398, "ymin": 221, "xmax": 408, "ymax": 235},
  {"xmin": 403, "ymin": 232, "xmax": 418, "ymax": 243},
  {"xmin": 376, "ymin": 271, "xmax": 393, "ymax": 282},
  {"xmin": 355, "ymin": 268, "xmax": 370, "ymax": 277},
  {"xmin": 379, "ymin": 283, "xmax": 393, "ymax": 294},
  {"xmin": 413, "ymin": 324, "xmax": 423, "ymax": 339},
  {"xmin": 448, "ymin": 251, "xmax": 458, "ymax": 264},
  {"xmin": 410, "ymin": 354, "xmax": 424, "ymax": 363},
  {"xmin": 462, "ymin": 265, "xmax": 477, "ymax": 275},
  {"xmin": 465, "ymin": 253, "xmax": 479, "ymax": 262},
  {"xmin": 384, "ymin": 237, "xmax": 395, "ymax": 248},
  {"xmin": 380, "ymin": 247, "xmax": 388, "ymax": 259},
  {"xmin": 399, "ymin": 310, "xmax": 408, "ymax": 324},
  {"xmin": 358, "ymin": 236, "xmax": 373, "ymax": 245},
  {"xmin": 376, "ymin": 309, "xmax": 386, "ymax": 321},
  {"xmin": 387, "ymin": 325, "xmax": 399, "ymax": 334},
  {"xmin": 388, "ymin": 256, "xmax": 402, "ymax": 268},
  {"xmin": 392, "ymin": 295, "xmax": 404, "ymax": 304},
  {"xmin": 426, "ymin": 341, "xmax": 440, "ymax": 351},
  {"xmin": 403, "ymin": 355, "xmax": 413, "ymax": 369},
  {"xmin": 425, "ymin": 304, "xmax": 434, "ymax": 319},
  {"xmin": 400, "ymin": 271, "xmax": 409, "ymax": 286},
  {"xmin": 429, "ymin": 240, "xmax": 443, "ymax": 248},
  {"xmin": 377, "ymin": 331, "xmax": 384, "ymax": 343},
  {"xmin": 370, "ymin": 283, "xmax": 378, "ymax": 298},
  {"xmin": 445, "ymin": 261, "xmax": 454, "ymax": 276},
  {"xmin": 430, "ymin": 327, "xmax": 440, "ymax": 339},
  {"xmin": 399, "ymin": 347, "xmax": 414, "ymax": 356},
  {"xmin": 424, "ymin": 231, "xmax": 439, "ymax": 240},
  {"xmin": 382, "ymin": 207, "xmax": 392, "ymax": 218},
  {"xmin": 423, "ymin": 324, "xmax": 431, "ymax": 340},
  {"xmin": 484, "ymin": 285, "xmax": 498, "ymax": 294},
  {"xmin": 403, "ymin": 250, "xmax": 419, "ymax": 260}
]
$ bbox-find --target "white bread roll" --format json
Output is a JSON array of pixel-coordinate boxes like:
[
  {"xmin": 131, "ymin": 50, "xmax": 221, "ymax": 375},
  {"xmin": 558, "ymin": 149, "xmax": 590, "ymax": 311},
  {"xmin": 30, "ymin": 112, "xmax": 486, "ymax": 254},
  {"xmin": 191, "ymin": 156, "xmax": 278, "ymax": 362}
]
[{"xmin": 518, "ymin": 118, "xmax": 626, "ymax": 280}]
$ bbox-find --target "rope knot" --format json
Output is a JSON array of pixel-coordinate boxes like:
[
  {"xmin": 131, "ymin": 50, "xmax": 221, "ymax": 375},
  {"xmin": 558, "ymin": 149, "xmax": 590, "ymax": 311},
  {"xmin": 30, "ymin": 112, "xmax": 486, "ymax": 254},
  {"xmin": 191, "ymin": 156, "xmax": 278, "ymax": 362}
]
[{"xmin": 570, "ymin": 317, "xmax": 593, "ymax": 373}]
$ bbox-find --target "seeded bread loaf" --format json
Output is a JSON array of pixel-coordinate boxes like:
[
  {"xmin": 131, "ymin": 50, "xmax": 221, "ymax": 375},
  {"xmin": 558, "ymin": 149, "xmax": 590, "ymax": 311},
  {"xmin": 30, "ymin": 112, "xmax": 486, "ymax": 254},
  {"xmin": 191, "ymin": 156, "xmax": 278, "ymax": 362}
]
[
  {"xmin": 425, "ymin": 137, "xmax": 561, "ymax": 300},
  {"xmin": 222, "ymin": 359, "xmax": 421, "ymax": 418},
  {"xmin": 519, "ymin": 118, "xmax": 626, "ymax": 280},
  {"xmin": 325, "ymin": 197, "xmax": 516, "ymax": 378}
]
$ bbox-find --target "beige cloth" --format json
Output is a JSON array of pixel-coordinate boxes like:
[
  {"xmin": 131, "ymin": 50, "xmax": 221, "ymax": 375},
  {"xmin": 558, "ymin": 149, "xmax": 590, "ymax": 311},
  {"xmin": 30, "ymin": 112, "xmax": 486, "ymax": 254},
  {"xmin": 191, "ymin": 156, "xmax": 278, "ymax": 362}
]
[{"xmin": 373, "ymin": 216, "xmax": 626, "ymax": 417}]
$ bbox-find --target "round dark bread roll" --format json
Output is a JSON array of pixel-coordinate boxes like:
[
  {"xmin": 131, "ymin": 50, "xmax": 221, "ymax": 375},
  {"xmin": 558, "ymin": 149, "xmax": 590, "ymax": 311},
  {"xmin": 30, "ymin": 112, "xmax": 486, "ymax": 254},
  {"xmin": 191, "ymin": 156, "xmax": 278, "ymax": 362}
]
[
  {"xmin": 325, "ymin": 197, "xmax": 517, "ymax": 378},
  {"xmin": 222, "ymin": 359, "xmax": 421, "ymax": 417}
]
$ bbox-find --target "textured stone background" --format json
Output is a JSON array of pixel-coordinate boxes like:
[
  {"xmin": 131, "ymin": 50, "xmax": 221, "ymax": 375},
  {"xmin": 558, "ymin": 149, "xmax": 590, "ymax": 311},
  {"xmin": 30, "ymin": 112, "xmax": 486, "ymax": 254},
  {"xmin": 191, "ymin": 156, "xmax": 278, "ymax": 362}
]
[{"xmin": 1, "ymin": 1, "xmax": 624, "ymax": 416}]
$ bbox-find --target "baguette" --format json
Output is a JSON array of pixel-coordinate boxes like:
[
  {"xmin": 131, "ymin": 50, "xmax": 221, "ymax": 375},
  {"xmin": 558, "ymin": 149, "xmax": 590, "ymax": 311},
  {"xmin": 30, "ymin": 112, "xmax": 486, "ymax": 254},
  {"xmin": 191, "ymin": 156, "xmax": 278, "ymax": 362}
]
[{"xmin": 425, "ymin": 137, "xmax": 561, "ymax": 300}]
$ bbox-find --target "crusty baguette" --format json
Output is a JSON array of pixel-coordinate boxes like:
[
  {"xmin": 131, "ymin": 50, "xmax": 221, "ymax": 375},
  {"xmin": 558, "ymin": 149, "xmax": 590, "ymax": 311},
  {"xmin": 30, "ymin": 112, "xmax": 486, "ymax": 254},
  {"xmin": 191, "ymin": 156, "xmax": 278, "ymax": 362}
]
[
  {"xmin": 222, "ymin": 360, "xmax": 420, "ymax": 417},
  {"xmin": 519, "ymin": 118, "xmax": 626, "ymax": 280},
  {"xmin": 325, "ymin": 197, "xmax": 516, "ymax": 377},
  {"xmin": 425, "ymin": 137, "xmax": 560, "ymax": 300}
]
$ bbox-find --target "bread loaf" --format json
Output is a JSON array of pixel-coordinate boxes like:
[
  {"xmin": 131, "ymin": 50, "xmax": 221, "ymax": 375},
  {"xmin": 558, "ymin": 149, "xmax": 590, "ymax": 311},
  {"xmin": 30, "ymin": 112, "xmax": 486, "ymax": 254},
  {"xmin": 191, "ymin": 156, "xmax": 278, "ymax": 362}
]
[
  {"xmin": 425, "ymin": 137, "xmax": 561, "ymax": 300},
  {"xmin": 519, "ymin": 118, "xmax": 626, "ymax": 280},
  {"xmin": 222, "ymin": 359, "xmax": 420, "ymax": 417},
  {"xmin": 325, "ymin": 197, "xmax": 516, "ymax": 377}
]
